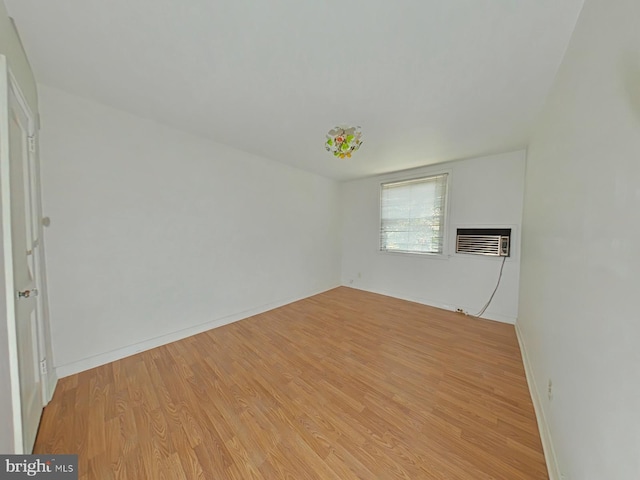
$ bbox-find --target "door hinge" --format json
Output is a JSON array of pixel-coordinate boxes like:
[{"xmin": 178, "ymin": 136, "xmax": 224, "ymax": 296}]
[
  {"xmin": 40, "ymin": 359, "xmax": 47, "ymax": 375},
  {"xmin": 28, "ymin": 135, "xmax": 36, "ymax": 153}
]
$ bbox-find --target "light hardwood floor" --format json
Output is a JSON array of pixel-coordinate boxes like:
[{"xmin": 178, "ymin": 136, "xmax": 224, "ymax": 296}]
[{"xmin": 34, "ymin": 287, "xmax": 548, "ymax": 479}]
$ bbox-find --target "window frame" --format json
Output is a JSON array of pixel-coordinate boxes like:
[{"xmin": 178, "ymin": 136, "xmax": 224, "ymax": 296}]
[{"xmin": 378, "ymin": 170, "xmax": 451, "ymax": 258}]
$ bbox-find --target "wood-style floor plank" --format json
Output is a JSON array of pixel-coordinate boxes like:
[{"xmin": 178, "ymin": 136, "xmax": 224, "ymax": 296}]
[{"xmin": 34, "ymin": 287, "xmax": 548, "ymax": 479}]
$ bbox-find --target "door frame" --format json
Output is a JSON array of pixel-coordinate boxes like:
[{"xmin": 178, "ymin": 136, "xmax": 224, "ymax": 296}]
[{"xmin": 0, "ymin": 54, "xmax": 53, "ymax": 453}]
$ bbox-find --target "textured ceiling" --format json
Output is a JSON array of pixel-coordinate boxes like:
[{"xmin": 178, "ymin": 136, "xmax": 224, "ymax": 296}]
[{"xmin": 5, "ymin": 0, "xmax": 583, "ymax": 180}]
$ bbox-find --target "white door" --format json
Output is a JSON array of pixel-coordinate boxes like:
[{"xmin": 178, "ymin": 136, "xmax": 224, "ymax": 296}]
[{"xmin": 1, "ymin": 56, "xmax": 45, "ymax": 453}]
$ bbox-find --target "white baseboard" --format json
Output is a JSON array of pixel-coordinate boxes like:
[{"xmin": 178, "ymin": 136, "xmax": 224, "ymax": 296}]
[
  {"xmin": 55, "ymin": 285, "xmax": 339, "ymax": 378},
  {"xmin": 342, "ymin": 283, "xmax": 516, "ymax": 324},
  {"xmin": 515, "ymin": 323, "xmax": 560, "ymax": 480}
]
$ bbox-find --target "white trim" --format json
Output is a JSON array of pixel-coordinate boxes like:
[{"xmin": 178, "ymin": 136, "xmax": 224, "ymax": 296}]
[
  {"xmin": 515, "ymin": 322, "xmax": 560, "ymax": 480},
  {"xmin": 0, "ymin": 55, "xmax": 24, "ymax": 453},
  {"xmin": 340, "ymin": 284, "xmax": 517, "ymax": 324},
  {"xmin": 46, "ymin": 371, "xmax": 57, "ymax": 404},
  {"xmin": 7, "ymin": 71, "xmax": 33, "ymax": 134},
  {"xmin": 55, "ymin": 285, "xmax": 339, "ymax": 378},
  {"xmin": 377, "ymin": 249, "xmax": 449, "ymax": 261}
]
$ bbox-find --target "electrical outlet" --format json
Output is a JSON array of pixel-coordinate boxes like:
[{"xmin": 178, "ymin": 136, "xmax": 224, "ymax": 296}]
[{"xmin": 548, "ymin": 379, "xmax": 553, "ymax": 400}]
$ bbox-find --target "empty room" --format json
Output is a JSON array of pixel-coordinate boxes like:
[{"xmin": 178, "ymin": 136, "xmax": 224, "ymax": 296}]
[{"xmin": 0, "ymin": 0, "xmax": 638, "ymax": 479}]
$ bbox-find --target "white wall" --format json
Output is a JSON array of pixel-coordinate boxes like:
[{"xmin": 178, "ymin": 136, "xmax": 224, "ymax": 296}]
[
  {"xmin": 341, "ymin": 150, "xmax": 525, "ymax": 323},
  {"xmin": 38, "ymin": 85, "xmax": 342, "ymax": 376},
  {"xmin": 517, "ymin": 0, "xmax": 640, "ymax": 478}
]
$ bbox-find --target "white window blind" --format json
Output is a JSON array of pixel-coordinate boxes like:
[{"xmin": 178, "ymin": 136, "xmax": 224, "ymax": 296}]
[{"xmin": 380, "ymin": 173, "xmax": 449, "ymax": 254}]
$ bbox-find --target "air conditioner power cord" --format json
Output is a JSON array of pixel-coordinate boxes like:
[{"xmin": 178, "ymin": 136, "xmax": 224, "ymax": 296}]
[{"xmin": 473, "ymin": 256, "xmax": 507, "ymax": 318}]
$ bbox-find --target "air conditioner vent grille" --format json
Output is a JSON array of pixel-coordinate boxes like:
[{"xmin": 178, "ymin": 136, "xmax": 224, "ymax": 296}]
[{"xmin": 456, "ymin": 228, "xmax": 511, "ymax": 257}]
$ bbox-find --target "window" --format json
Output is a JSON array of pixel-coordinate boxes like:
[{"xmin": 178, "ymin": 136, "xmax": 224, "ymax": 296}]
[{"xmin": 380, "ymin": 173, "xmax": 449, "ymax": 254}]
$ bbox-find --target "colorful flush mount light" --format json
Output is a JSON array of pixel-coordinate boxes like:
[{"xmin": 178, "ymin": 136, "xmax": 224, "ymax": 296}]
[{"xmin": 325, "ymin": 125, "xmax": 363, "ymax": 158}]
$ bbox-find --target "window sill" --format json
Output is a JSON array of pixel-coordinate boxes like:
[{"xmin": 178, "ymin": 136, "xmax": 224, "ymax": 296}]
[{"xmin": 378, "ymin": 249, "xmax": 450, "ymax": 260}]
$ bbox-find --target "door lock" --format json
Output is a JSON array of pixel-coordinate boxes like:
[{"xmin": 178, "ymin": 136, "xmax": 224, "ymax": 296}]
[{"xmin": 17, "ymin": 288, "xmax": 38, "ymax": 298}]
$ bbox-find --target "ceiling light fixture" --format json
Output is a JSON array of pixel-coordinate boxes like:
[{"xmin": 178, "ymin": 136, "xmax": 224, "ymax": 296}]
[{"xmin": 325, "ymin": 125, "xmax": 363, "ymax": 159}]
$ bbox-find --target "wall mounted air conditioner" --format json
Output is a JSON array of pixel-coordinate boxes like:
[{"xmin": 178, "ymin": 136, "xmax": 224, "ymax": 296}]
[{"xmin": 456, "ymin": 228, "xmax": 511, "ymax": 257}]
